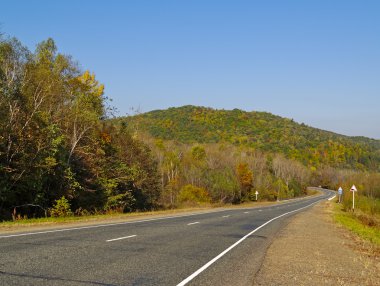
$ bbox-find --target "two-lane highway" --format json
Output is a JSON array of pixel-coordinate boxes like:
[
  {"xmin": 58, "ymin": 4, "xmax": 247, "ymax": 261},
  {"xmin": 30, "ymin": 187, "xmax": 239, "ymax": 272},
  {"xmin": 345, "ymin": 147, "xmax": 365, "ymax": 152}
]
[{"xmin": 0, "ymin": 189, "xmax": 334, "ymax": 286}]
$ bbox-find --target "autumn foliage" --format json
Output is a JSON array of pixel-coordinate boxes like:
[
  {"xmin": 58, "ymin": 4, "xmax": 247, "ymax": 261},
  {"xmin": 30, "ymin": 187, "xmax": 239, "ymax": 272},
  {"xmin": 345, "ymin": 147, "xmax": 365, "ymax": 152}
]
[{"xmin": 1, "ymin": 34, "xmax": 379, "ymax": 221}]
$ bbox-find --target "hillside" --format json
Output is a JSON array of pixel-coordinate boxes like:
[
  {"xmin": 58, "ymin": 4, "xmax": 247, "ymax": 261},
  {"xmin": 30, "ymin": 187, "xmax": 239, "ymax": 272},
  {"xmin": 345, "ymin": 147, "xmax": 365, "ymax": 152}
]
[{"xmin": 120, "ymin": 105, "xmax": 380, "ymax": 170}]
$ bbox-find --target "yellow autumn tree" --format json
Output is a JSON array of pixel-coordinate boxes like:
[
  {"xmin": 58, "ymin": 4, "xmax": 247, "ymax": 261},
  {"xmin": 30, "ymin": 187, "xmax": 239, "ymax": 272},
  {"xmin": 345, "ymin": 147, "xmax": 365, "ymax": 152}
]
[
  {"xmin": 65, "ymin": 70, "xmax": 105, "ymax": 163},
  {"xmin": 236, "ymin": 162, "xmax": 253, "ymax": 200}
]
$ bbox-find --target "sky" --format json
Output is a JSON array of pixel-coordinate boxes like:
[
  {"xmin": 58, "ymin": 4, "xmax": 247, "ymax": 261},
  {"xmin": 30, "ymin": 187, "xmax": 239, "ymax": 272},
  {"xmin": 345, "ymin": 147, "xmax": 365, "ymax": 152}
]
[{"xmin": 1, "ymin": 0, "xmax": 380, "ymax": 139}]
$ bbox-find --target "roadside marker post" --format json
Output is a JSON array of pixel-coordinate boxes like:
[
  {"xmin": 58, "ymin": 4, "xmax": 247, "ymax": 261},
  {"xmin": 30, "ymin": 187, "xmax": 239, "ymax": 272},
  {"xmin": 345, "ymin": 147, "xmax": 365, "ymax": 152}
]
[
  {"xmin": 338, "ymin": 187, "xmax": 343, "ymax": 203},
  {"xmin": 255, "ymin": 191, "xmax": 259, "ymax": 201},
  {"xmin": 350, "ymin": 185, "xmax": 357, "ymax": 211}
]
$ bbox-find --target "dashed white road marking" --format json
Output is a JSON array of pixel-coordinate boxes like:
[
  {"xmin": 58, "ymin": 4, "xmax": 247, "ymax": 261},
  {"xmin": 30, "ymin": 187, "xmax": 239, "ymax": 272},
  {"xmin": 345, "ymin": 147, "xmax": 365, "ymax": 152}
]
[
  {"xmin": 187, "ymin": 222, "xmax": 200, "ymax": 226},
  {"xmin": 222, "ymin": 215, "xmax": 230, "ymax": 218},
  {"xmin": 244, "ymin": 211, "xmax": 249, "ymax": 214},
  {"xmin": 106, "ymin": 235, "xmax": 137, "ymax": 242}
]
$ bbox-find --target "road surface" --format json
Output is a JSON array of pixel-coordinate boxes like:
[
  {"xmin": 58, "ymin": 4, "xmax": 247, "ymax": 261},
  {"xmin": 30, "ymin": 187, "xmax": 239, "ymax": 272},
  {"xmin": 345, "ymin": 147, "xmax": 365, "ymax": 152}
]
[{"xmin": 0, "ymin": 189, "xmax": 334, "ymax": 286}]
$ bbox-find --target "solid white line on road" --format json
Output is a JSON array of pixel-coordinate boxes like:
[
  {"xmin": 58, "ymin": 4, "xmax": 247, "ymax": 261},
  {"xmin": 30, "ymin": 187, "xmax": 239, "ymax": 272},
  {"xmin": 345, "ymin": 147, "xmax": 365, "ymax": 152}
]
[
  {"xmin": 222, "ymin": 215, "xmax": 230, "ymax": 218},
  {"xmin": 176, "ymin": 200, "xmax": 321, "ymax": 286},
  {"xmin": 328, "ymin": 195, "xmax": 336, "ymax": 201},
  {"xmin": 187, "ymin": 222, "xmax": 200, "ymax": 226},
  {"xmin": 106, "ymin": 235, "xmax": 137, "ymax": 242}
]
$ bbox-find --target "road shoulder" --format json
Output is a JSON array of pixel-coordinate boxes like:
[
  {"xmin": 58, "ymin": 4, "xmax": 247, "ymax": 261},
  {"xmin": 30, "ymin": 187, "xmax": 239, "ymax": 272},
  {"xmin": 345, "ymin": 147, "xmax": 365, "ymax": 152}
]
[{"xmin": 253, "ymin": 201, "xmax": 379, "ymax": 286}]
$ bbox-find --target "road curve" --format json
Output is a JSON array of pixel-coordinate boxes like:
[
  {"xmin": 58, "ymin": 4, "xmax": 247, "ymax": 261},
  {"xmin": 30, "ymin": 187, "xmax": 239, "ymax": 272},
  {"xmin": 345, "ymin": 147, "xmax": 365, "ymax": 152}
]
[{"xmin": 0, "ymin": 189, "xmax": 334, "ymax": 286}]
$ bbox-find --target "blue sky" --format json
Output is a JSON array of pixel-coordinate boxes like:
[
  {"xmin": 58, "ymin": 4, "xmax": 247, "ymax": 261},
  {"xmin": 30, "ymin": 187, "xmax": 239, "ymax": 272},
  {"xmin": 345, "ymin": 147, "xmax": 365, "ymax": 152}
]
[{"xmin": 2, "ymin": 0, "xmax": 379, "ymax": 139}]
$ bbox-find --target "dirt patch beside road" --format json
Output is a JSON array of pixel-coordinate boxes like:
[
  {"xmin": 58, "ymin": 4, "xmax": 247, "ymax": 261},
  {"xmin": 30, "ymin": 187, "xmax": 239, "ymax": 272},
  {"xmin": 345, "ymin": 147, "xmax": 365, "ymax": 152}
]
[{"xmin": 254, "ymin": 201, "xmax": 379, "ymax": 285}]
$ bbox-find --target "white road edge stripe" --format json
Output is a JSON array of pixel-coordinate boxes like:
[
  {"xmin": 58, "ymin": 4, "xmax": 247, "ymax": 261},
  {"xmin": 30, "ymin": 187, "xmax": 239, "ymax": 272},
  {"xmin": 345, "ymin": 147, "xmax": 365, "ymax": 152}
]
[
  {"xmin": 176, "ymin": 200, "xmax": 320, "ymax": 286},
  {"xmin": 187, "ymin": 222, "xmax": 200, "ymax": 226},
  {"xmin": 106, "ymin": 235, "xmax": 137, "ymax": 242},
  {"xmin": 328, "ymin": 195, "xmax": 336, "ymax": 201}
]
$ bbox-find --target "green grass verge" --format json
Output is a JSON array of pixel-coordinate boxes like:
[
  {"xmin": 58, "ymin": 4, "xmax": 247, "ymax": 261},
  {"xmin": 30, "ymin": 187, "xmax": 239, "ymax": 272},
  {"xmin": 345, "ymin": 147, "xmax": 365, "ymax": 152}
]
[{"xmin": 333, "ymin": 203, "xmax": 380, "ymax": 246}]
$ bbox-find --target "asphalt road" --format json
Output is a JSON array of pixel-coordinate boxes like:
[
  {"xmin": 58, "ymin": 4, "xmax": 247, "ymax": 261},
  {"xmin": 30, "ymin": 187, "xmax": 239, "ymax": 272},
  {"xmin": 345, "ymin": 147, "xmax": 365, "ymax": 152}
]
[{"xmin": 0, "ymin": 189, "xmax": 334, "ymax": 286}]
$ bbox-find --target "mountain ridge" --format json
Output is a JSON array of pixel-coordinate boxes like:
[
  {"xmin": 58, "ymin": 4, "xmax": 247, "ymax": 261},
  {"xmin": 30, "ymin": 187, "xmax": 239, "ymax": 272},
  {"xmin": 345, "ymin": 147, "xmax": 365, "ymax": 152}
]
[{"xmin": 119, "ymin": 105, "xmax": 380, "ymax": 170}]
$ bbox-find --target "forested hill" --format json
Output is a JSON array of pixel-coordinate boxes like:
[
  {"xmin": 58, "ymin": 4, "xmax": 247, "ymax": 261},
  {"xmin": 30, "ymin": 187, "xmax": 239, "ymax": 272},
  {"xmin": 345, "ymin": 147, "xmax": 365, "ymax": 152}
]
[{"xmin": 122, "ymin": 105, "xmax": 380, "ymax": 170}]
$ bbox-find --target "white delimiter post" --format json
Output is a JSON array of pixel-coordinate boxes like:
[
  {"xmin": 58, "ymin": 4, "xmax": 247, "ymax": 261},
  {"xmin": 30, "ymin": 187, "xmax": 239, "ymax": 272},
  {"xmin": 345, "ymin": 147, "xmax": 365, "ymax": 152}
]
[{"xmin": 350, "ymin": 185, "xmax": 357, "ymax": 211}]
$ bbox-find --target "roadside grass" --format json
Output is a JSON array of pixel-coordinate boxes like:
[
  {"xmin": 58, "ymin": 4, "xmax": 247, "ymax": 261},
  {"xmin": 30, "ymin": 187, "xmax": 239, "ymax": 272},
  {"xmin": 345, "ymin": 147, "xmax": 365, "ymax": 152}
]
[
  {"xmin": 0, "ymin": 193, "xmax": 320, "ymax": 230},
  {"xmin": 0, "ymin": 208, "xmax": 210, "ymax": 228},
  {"xmin": 1, "ymin": 213, "xmax": 136, "ymax": 226},
  {"xmin": 333, "ymin": 203, "xmax": 380, "ymax": 246},
  {"xmin": 0, "ymin": 200, "xmax": 279, "ymax": 230}
]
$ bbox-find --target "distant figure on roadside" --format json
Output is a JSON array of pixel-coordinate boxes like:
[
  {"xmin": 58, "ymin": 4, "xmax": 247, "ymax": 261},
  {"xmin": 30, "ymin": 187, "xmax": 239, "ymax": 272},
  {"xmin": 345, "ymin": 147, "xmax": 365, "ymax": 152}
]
[{"xmin": 338, "ymin": 187, "xmax": 343, "ymax": 203}]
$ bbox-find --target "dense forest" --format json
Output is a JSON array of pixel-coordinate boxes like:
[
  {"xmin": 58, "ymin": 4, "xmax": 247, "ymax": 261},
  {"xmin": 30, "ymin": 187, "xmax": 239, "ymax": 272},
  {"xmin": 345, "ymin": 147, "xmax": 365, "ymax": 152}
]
[{"xmin": 1, "ymin": 34, "xmax": 379, "ymax": 221}]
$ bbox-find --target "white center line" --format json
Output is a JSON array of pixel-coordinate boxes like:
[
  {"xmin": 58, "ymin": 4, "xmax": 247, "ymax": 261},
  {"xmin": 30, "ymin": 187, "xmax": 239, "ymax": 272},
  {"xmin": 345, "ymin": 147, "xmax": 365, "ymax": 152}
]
[
  {"xmin": 106, "ymin": 235, "xmax": 137, "ymax": 242},
  {"xmin": 187, "ymin": 222, "xmax": 200, "ymax": 226},
  {"xmin": 222, "ymin": 215, "xmax": 230, "ymax": 218}
]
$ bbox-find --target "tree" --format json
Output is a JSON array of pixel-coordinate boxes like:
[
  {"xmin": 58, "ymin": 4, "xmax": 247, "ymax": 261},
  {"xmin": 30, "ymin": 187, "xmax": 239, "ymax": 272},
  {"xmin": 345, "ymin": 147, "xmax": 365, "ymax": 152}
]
[
  {"xmin": 65, "ymin": 70, "xmax": 104, "ymax": 164},
  {"xmin": 236, "ymin": 162, "xmax": 253, "ymax": 201},
  {"xmin": 206, "ymin": 168, "xmax": 239, "ymax": 203}
]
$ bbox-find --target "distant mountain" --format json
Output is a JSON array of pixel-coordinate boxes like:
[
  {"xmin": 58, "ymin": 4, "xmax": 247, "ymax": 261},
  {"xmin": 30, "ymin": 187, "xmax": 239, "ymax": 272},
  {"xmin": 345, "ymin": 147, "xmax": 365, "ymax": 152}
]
[{"xmin": 119, "ymin": 105, "xmax": 380, "ymax": 170}]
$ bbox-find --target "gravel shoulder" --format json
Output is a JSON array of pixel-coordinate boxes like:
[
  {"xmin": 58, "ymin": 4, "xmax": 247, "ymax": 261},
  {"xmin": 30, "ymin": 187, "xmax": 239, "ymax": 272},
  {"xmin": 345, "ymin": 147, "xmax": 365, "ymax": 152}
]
[{"xmin": 253, "ymin": 201, "xmax": 380, "ymax": 286}]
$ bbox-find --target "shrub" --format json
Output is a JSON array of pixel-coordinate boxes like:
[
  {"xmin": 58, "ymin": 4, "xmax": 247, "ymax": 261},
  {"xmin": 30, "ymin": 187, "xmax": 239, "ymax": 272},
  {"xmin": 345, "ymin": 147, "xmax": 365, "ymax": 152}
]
[
  {"xmin": 178, "ymin": 184, "xmax": 211, "ymax": 205},
  {"xmin": 105, "ymin": 192, "xmax": 136, "ymax": 212},
  {"xmin": 50, "ymin": 196, "xmax": 73, "ymax": 217}
]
